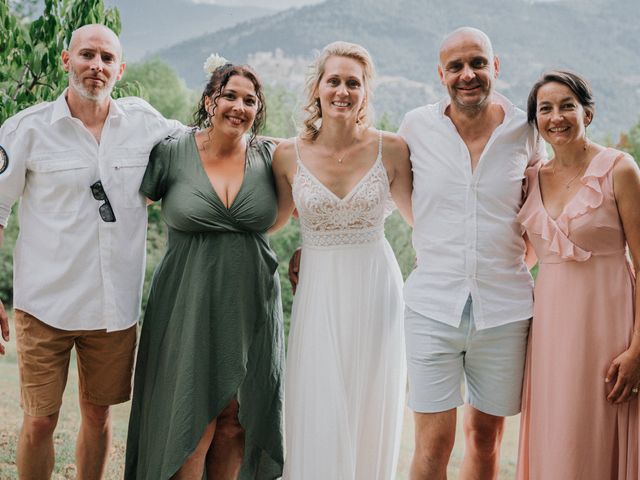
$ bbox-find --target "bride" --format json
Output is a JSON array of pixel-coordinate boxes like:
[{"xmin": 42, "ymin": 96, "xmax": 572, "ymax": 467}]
[{"xmin": 271, "ymin": 41, "xmax": 413, "ymax": 479}]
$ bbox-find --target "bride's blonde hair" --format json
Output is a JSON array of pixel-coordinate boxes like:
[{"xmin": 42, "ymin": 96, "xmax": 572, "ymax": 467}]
[{"xmin": 301, "ymin": 41, "xmax": 375, "ymax": 141}]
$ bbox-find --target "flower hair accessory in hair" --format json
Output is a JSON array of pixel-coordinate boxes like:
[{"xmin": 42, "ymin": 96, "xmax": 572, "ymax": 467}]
[{"xmin": 203, "ymin": 53, "xmax": 229, "ymax": 76}]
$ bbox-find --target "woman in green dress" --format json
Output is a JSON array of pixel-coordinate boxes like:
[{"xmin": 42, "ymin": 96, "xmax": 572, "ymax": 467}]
[{"xmin": 125, "ymin": 56, "xmax": 284, "ymax": 479}]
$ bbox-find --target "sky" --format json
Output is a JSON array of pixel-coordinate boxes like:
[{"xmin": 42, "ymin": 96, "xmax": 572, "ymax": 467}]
[{"xmin": 189, "ymin": 0, "xmax": 324, "ymax": 8}]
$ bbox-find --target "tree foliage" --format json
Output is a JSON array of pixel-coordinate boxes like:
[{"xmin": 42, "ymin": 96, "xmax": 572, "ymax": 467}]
[
  {"xmin": 262, "ymin": 85, "xmax": 298, "ymax": 139},
  {"xmin": 269, "ymin": 220, "xmax": 301, "ymax": 334},
  {"xmin": 0, "ymin": 209, "xmax": 18, "ymax": 304},
  {"xmin": 0, "ymin": 0, "xmax": 142, "ymax": 124},
  {"xmin": 121, "ymin": 57, "xmax": 198, "ymax": 125},
  {"xmin": 617, "ymin": 118, "xmax": 640, "ymax": 164}
]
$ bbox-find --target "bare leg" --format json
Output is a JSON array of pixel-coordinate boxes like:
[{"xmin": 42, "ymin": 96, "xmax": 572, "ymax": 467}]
[
  {"xmin": 17, "ymin": 412, "xmax": 59, "ymax": 479},
  {"xmin": 206, "ymin": 399, "xmax": 245, "ymax": 480},
  {"xmin": 459, "ymin": 405, "xmax": 505, "ymax": 480},
  {"xmin": 76, "ymin": 399, "xmax": 112, "ymax": 480},
  {"xmin": 410, "ymin": 409, "xmax": 456, "ymax": 480},
  {"xmin": 172, "ymin": 419, "xmax": 217, "ymax": 480}
]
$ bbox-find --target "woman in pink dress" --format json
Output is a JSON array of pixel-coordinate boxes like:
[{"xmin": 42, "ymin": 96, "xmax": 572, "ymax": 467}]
[{"xmin": 516, "ymin": 70, "xmax": 640, "ymax": 479}]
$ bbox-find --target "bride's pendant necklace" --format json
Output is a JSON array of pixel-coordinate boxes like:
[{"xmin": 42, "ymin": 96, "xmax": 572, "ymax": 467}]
[{"xmin": 330, "ymin": 130, "xmax": 361, "ymax": 164}]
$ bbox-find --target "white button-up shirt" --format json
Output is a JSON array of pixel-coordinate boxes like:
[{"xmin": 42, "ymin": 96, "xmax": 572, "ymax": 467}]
[
  {"xmin": 0, "ymin": 91, "xmax": 182, "ymax": 331},
  {"xmin": 398, "ymin": 93, "xmax": 544, "ymax": 330}
]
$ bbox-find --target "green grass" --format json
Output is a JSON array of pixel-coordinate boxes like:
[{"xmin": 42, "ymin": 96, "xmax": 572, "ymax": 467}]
[
  {"xmin": 0, "ymin": 314, "xmax": 128, "ymax": 479},
  {"xmin": 0, "ymin": 313, "xmax": 518, "ymax": 479}
]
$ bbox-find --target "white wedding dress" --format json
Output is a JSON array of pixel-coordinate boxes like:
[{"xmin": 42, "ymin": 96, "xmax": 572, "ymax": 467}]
[{"xmin": 284, "ymin": 133, "xmax": 406, "ymax": 480}]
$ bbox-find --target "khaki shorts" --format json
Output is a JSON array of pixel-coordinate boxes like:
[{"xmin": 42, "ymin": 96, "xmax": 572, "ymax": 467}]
[{"xmin": 14, "ymin": 310, "xmax": 137, "ymax": 417}]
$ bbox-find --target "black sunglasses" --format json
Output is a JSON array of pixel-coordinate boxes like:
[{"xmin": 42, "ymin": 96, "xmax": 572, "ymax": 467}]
[{"xmin": 90, "ymin": 180, "xmax": 116, "ymax": 222}]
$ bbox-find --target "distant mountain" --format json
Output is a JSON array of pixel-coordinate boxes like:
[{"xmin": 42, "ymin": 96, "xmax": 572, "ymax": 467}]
[
  {"xmin": 192, "ymin": 0, "xmax": 324, "ymax": 8},
  {"xmin": 154, "ymin": 0, "xmax": 640, "ymax": 136},
  {"xmin": 105, "ymin": 0, "xmax": 277, "ymax": 61}
]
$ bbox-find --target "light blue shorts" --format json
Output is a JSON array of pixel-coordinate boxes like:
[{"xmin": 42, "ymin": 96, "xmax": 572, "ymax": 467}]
[{"xmin": 405, "ymin": 297, "xmax": 530, "ymax": 417}]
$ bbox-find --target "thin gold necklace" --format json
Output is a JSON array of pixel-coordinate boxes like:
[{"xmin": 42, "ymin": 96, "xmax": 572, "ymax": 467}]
[
  {"xmin": 552, "ymin": 140, "xmax": 591, "ymax": 190},
  {"xmin": 328, "ymin": 131, "xmax": 360, "ymax": 164},
  {"xmin": 552, "ymin": 158, "xmax": 589, "ymax": 190}
]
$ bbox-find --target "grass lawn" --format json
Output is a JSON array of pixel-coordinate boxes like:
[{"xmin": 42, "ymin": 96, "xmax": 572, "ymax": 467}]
[{"xmin": 0, "ymin": 314, "xmax": 519, "ymax": 479}]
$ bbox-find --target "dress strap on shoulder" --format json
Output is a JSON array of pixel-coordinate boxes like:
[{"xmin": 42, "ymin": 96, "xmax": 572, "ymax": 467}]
[{"xmin": 377, "ymin": 130, "xmax": 383, "ymax": 160}]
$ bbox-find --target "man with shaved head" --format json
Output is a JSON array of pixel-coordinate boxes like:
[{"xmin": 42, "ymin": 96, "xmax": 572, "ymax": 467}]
[
  {"xmin": 398, "ymin": 27, "xmax": 544, "ymax": 478},
  {"xmin": 0, "ymin": 24, "xmax": 181, "ymax": 478}
]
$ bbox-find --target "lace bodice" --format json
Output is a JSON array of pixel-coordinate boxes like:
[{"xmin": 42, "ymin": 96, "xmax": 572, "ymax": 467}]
[{"xmin": 292, "ymin": 133, "xmax": 394, "ymax": 247}]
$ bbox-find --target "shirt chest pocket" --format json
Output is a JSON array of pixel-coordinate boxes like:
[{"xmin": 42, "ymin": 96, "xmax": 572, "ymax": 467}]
[
  {"xmin": 112, "ymin": 150, "xmax": 149, "ymax": 209},
  {"xmin": 27, "ymin": 158, "xmax": 90, "ymax": 214}
]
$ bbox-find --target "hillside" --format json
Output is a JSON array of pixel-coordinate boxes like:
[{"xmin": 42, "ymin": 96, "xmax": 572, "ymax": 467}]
[
  {"xmin": 154, "ymin": 0, "xmax": 640, "ymax": 136},
  {"xmin": 104, "ymin": 0, "xmax": 276, "ymax": 61}
]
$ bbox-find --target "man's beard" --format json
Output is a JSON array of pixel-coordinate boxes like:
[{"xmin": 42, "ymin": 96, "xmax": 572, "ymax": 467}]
[
  {"xmin": 451, "ymin": 85, "xmax": 492, "ymax": 118},
  {"xmin": 68, "ymin": 66, "xmax": 115, "ymax": 102}
]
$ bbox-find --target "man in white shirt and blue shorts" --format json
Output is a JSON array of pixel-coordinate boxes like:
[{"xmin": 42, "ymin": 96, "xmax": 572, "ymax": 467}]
[
  {"xmin": 398, "ymin": 27, "xmax": 544, "ymax": 479},
  {"xmin": 0, "ymin": 24, "xmax": 181, "ymax": 478}
]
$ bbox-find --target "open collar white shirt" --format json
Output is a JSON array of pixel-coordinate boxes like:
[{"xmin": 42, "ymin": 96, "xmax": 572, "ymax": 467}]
[
  {"xmin": 398, "ymin": 93, "xmax": 545, "ymax": 329},
  {"xmin": 0, "ymin": 91, "xmax": 183, "ymax": 331}
]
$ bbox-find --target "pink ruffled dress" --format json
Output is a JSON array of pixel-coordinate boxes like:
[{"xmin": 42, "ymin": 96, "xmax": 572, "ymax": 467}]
[{"xmin": 516, "ymin": 148, "xmax": 639, "ymax": 480}]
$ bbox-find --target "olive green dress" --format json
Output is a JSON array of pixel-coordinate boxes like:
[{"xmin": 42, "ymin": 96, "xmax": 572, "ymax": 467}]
[{"xmin": 125, "ymin": 133, "xmax": 284, "ymax": 479}]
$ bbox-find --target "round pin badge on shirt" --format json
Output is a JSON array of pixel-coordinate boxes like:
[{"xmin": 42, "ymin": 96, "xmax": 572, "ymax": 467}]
[{"xmin": 0, "ymin": 146, "xmax": 8, "ymax": 175}]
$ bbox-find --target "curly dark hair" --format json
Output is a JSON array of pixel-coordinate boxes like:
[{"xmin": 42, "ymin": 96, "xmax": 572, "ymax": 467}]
[{"xmin": 192, "ymin": 63, "xmax": 266, "ymax": 143}]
